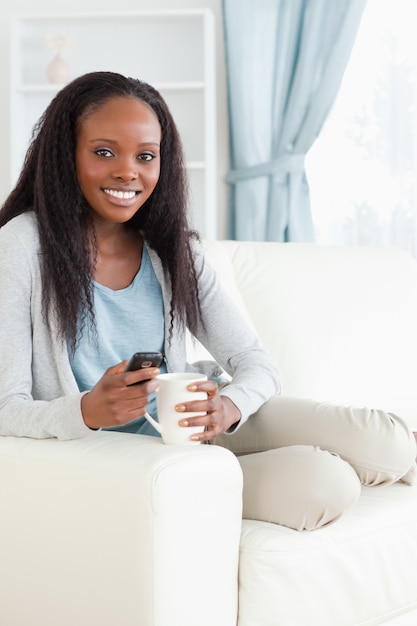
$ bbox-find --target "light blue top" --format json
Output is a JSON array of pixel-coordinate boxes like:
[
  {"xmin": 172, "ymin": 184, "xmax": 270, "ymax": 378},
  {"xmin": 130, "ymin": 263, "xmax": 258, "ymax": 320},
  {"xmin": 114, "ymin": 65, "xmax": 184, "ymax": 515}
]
[{"xmin": 69, "ymin": 245, "xmax": 167, "ymax": 436}]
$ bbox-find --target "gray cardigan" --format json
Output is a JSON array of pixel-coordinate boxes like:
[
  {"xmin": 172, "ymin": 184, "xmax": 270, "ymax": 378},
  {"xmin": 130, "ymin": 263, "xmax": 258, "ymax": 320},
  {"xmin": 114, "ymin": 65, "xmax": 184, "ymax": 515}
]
[{"xmin": 0, "ymin": 213, "xmax": 280, "ymax": 440}]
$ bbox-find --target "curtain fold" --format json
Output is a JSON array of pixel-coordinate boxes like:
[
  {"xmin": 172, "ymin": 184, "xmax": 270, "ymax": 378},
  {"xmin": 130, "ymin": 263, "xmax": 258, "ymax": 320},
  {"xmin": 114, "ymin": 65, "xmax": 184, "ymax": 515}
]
[{"xmin": 222, "ymin": 0, "xmax": 367, "ymax": 241}]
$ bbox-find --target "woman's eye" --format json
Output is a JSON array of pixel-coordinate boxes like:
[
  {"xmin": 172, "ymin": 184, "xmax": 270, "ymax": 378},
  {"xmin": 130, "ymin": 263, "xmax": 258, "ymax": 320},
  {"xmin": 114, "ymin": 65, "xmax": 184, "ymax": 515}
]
[
  {"xmin": 94, "ymin": 148, "xmax": 114, "ymax": 158},
  {"xmin": 138, "ymin": 152, "xmax": 155, "ymax": 162}
]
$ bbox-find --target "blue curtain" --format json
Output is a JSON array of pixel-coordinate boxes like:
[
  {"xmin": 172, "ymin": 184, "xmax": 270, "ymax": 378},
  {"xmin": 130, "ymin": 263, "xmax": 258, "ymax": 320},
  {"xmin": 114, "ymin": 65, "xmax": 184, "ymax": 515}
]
[{"xmin": 222, "ymin": 0, "xmax": 367, "ymax": 241}]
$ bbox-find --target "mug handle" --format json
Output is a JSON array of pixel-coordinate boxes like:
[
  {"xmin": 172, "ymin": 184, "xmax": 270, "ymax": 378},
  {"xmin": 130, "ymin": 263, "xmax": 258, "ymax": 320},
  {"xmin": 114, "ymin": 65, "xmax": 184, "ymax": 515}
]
[{"xmin": 144, "ymin": 411, "xmax": 163, "ymax": 435}]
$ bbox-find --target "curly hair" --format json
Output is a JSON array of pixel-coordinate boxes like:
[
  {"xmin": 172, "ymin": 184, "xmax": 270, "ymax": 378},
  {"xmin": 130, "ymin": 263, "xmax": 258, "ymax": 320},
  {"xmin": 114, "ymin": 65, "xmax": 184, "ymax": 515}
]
[{"xmin": 0, "ymin": 71, "xmax": 202, "ymax": 351}]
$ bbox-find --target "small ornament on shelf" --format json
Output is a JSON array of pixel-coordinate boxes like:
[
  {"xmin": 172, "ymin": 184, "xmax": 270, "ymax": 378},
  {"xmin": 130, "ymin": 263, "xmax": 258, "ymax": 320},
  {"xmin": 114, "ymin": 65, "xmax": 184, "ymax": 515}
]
[{"xmin": 45, "ymin": 34, "xmax": 73, "ymax": 85}]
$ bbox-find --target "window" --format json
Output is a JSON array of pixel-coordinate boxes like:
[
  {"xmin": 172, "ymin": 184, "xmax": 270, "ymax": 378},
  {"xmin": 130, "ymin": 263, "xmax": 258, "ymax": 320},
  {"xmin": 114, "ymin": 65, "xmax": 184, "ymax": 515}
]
[{"xmin": 306, "ymin": 0, "xmax": 417, "ymax": 257}]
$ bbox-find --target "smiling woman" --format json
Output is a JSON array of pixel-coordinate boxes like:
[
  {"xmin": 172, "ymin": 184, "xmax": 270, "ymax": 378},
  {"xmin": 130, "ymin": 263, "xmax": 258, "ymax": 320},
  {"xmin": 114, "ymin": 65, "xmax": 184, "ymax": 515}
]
[{"xmin": 0, "ymin": 70, "xmax": 279, "ymax": 444}]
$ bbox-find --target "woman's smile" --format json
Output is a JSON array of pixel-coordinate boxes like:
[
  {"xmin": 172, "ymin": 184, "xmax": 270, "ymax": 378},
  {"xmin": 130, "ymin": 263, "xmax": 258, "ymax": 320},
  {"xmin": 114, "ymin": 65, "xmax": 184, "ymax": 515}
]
[{"xmin": 102, "ymin": 187, "xmax": 141, "ymax": 205}]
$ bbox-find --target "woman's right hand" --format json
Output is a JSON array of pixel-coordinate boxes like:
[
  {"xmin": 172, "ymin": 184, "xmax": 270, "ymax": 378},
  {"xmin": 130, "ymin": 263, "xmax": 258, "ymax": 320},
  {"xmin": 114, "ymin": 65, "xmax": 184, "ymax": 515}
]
[{"xmin": 80, "ymin": 361, "xmax": 160, "ymax": 430}]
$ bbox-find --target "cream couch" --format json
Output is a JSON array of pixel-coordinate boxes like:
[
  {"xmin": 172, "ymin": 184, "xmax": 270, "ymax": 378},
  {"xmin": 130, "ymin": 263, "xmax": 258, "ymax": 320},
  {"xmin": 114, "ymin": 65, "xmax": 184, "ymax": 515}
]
[{"xmin": 1, "ymin": 241, "xmax": 417, "ymax": 626}]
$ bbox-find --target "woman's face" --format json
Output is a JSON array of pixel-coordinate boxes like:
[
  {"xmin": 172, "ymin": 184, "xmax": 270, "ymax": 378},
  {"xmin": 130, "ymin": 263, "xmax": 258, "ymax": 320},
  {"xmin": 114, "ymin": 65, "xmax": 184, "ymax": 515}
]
[{"xmin": 75, "ymin": 96, "xmax": 161, "ymax": 226}]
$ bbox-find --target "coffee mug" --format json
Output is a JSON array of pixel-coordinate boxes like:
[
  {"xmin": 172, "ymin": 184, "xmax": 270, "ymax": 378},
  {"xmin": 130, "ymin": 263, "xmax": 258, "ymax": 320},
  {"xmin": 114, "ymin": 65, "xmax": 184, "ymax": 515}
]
[{"xmin": 144, "ymin": 373, "xmax": 208, "ymax": 445}]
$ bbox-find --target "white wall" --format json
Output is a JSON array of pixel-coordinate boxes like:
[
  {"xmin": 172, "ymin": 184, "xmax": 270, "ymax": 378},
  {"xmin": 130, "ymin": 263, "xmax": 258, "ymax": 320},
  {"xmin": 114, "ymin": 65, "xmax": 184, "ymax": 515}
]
[{"xmin": 0, "ymin": 0, "xmax": 230, "ymax": 238}]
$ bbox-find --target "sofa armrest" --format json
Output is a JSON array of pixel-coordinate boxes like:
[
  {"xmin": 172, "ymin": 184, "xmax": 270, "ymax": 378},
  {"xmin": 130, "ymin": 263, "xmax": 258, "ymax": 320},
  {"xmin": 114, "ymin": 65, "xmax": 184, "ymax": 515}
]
[{"xmin": 0, "ymin": 432, "xmax": 243, "ymax": 626}]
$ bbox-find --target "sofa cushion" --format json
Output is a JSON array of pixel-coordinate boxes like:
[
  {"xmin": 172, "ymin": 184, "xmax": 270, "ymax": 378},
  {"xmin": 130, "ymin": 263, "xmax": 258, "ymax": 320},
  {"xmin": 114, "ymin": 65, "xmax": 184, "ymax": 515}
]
[{"xmin": 237, "ymin": 481, "xmax": 417, "ymax": 626}]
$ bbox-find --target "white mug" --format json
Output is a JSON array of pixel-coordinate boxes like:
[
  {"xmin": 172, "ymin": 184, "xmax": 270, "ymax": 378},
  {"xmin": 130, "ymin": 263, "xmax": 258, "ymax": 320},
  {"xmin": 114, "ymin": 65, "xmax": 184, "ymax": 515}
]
[{"xmin": 144, "ymin": 373, "xmax": 208, "ymax": 445}]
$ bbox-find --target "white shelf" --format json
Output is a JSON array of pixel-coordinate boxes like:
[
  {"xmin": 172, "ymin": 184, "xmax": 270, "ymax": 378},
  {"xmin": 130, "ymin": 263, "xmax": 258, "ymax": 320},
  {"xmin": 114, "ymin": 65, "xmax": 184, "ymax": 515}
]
[{"xmin": 10, "ymin": 10, "xmax": 217, "ymax": 238}]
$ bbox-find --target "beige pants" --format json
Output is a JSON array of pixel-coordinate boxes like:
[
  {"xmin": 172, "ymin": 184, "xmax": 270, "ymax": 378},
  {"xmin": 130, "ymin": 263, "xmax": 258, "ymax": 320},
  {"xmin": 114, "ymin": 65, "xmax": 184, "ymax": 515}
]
[{"xmin": 214, "ymin": 396, "xmax": 417, "ymax": 531}]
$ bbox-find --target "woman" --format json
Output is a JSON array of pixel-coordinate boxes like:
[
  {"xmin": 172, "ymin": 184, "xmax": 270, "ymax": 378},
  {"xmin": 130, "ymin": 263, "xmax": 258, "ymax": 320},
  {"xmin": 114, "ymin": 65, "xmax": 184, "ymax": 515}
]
[
  {"xmin": 0, "ymin": 71, "xmax": 414, "ymax": 531},
  {"xmin": 0, "ymin": 70, "xmax": 279, "ymax": 440}
]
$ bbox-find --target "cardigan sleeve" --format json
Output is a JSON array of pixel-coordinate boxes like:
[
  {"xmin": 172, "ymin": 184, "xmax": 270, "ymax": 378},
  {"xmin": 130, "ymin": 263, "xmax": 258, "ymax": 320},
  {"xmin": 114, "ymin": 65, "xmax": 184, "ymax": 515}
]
[
  {"xmin": 190, "ymin": 242, "xmax": 281, "ymax": 425},
  {"xmin": 0, "ymin": 216, "xmax": 94, "ymax": 440}
]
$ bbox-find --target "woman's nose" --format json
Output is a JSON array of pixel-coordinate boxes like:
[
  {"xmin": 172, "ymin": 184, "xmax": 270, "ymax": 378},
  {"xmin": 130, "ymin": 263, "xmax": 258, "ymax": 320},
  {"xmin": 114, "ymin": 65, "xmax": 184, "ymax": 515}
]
[{"xmin": 112, "ymin": 158, "xmax": 139, "ymax": 181}]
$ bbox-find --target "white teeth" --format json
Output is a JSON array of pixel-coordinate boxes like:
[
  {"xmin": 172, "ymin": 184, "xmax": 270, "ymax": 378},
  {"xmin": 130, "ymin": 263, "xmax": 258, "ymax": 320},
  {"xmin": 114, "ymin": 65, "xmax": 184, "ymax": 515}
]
[{"xmin": 104, "ymin": 188, "xmax": 137, "ymax": 200}]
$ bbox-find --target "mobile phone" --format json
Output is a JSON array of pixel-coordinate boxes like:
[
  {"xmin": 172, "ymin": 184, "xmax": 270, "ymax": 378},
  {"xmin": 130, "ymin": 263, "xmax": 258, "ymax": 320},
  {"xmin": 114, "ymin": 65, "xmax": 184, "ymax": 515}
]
[{"xmin": 125, "ymin": 352, "xmax": 164, "ymax": 373}]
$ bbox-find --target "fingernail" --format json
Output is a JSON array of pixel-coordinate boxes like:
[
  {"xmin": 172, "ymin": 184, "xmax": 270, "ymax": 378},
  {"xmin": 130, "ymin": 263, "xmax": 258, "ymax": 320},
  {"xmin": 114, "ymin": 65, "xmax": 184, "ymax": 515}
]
[
  {"xmin": 175, "ymin": 404, "xmax": 186, "ymax": 412},
  {"xmin": 188, "ymin": 384, "xmax": 197, "ymax": 391},
  {"xmin": 190, "ymin": 435, "xmax": 200, "ymax": 441},
  {"xmin": 178, "ymin": 419, "xmax": 189, "ymax": 427}
]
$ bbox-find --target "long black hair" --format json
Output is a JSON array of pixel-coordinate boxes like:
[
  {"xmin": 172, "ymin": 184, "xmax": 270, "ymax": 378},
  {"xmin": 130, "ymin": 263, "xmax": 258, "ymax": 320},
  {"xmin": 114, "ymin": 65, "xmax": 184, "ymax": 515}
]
[{"xmin": 0, "ymin": 71, "xmax": 202, "ymax": 350}]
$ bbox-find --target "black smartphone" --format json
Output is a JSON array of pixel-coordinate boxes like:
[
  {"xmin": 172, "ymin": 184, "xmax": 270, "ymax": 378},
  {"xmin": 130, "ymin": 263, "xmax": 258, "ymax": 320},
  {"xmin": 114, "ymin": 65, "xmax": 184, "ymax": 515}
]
[{"xmin": 124, "ymin": 351, "xmax": 164, "ymax": 375}]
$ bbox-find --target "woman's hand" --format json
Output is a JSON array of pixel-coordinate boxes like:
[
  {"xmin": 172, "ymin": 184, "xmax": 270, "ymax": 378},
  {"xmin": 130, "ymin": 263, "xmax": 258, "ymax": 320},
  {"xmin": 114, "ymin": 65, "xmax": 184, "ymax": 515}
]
[
  {"xmin": 81, "ymin": 361, "xmax": 160, "ymax": 430},
  {"xmin": 175, "ymin": 380, "xmax": 241, "ymax": 442}
]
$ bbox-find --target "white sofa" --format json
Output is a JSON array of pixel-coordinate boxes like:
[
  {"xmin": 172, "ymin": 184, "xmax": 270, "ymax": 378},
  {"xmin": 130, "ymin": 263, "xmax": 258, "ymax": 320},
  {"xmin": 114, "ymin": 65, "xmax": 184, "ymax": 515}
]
[{"xmin": 1, "ymin": 241, "xmax": 417, "ymax": 626}]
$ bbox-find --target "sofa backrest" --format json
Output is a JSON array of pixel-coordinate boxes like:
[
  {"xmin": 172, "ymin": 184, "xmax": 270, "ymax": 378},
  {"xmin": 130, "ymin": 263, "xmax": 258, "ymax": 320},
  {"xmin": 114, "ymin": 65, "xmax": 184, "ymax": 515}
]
[{"xmin": 200, "ymin": 240, "xmax": 417, "ymax": 431}]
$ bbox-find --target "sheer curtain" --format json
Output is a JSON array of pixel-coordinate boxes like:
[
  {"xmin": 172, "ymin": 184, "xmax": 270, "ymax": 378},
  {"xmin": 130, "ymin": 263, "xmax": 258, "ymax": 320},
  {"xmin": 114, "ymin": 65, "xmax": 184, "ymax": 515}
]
[
  {"xmin": 221, "ymin": 0, "xmax": 366, "ymax": 241},
  {"xmin": 306, "ymin": 0, "xmax": 417, "ymax": 257}
]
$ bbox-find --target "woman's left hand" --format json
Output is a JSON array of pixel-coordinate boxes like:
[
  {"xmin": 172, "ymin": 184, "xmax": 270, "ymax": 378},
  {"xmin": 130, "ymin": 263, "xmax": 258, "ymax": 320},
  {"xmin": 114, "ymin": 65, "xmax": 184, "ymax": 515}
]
[{"xmin": 175, "ymin": 380, "xmax": 241, "ymax": 442}]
